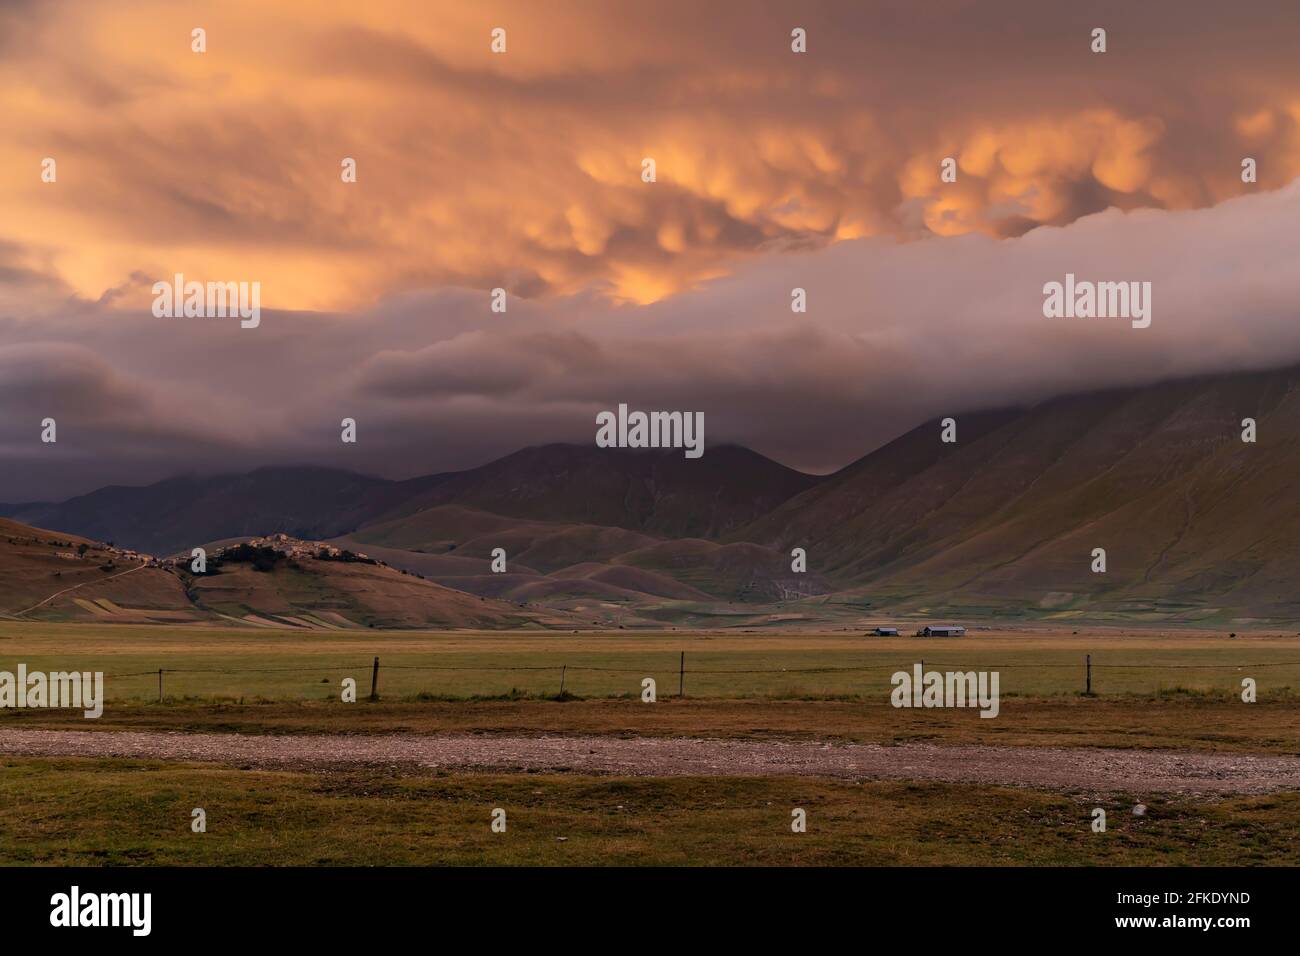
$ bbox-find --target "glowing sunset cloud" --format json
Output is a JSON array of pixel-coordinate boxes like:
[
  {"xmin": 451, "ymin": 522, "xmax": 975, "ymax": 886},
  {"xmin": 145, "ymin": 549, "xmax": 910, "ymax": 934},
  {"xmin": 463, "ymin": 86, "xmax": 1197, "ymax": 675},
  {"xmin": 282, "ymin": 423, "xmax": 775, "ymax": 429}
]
[
  {"xmin": 2, "ymin": 0, "xmax": 1299, "ymax": 310},
  {"xmin": 2, "ymin": 0, "xmax": 1300, "ymax": 500}
]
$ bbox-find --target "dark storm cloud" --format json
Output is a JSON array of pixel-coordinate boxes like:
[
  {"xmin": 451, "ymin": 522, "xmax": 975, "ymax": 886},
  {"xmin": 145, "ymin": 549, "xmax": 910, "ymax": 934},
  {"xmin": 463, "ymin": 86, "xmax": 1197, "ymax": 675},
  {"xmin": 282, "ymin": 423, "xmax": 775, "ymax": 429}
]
[{"xmin": 3, "ymin": 180, "xmax": 1300, "ymax": 499}]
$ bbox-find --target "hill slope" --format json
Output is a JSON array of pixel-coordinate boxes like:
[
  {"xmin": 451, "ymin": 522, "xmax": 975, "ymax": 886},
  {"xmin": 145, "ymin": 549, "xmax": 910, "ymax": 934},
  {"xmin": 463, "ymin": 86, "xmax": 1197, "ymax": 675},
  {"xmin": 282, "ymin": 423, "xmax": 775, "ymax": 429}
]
[
  {"xmin": 733, "ymin": 366, "xmax": 1300, "ymax": 622},
  {"xmin": 0, "ymin": 518, "xmax": 198, "ymax": 623},
  {"xmin": 0, "ymin": 520, "xmax": 574, "ymax": 629}
]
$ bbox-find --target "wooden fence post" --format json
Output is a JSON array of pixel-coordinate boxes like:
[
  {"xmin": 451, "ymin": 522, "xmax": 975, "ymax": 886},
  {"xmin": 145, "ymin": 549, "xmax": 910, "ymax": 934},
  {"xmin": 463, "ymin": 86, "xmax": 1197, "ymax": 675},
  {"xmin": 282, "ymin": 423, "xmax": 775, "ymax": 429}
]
[
  {"xmin": 560, "ymin": 664, "xmax": 566, "ymax": 696},
  {"xmin": 158, "ymin": 668, "xmax": 163, "ymax": 703},
  {"xmin": 369, "ymin": 656, "xmax": 379, "ymax": 701},
  {"xmin": 679, "ymin": 651, "xmax": 685, "ymax": 697},
  {"xmin": 1086, "ymin": 654, "xmax": 1092, "ymax": 695}
]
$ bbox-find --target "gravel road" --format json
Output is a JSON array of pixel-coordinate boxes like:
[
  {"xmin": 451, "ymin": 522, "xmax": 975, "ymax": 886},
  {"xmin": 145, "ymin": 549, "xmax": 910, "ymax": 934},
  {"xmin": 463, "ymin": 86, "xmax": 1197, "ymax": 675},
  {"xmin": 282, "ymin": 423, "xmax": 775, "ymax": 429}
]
[{"xmin": 4, "ymin": 728, "xmax": 1300, "ymax": 796}]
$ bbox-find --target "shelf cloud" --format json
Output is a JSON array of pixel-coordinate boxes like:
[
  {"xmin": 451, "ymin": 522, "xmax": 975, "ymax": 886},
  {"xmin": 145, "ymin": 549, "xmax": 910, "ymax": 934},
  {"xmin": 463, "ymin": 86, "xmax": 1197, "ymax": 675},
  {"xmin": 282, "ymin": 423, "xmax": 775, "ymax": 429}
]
[{"xmin": 2, "ymin": 1, "xmax": 1300, "ymax": 498}]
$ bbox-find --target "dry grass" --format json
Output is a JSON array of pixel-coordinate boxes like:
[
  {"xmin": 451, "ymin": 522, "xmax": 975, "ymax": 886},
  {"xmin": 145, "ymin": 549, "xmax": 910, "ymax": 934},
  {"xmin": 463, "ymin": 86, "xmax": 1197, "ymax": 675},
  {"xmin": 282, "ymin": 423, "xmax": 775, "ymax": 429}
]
[
  {"xmin": 4, "ymin": 696, "xmax": 1299, "ymax": 756},
  {"xmin": 3, "ymin": 757, "xmax": 1298, "ymax": 866}
]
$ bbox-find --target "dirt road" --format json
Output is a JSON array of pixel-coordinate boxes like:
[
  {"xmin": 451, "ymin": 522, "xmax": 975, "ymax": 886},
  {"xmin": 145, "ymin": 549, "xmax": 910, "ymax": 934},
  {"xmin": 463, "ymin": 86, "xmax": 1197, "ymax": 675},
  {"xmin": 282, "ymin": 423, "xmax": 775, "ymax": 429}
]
[
  {"xmin": 3, "ymin": 728, "xmax": 1300, "ymax": 795},
  {"xmin": 10, "ymin": 561, "xmax": 145, "ymax": 616}
]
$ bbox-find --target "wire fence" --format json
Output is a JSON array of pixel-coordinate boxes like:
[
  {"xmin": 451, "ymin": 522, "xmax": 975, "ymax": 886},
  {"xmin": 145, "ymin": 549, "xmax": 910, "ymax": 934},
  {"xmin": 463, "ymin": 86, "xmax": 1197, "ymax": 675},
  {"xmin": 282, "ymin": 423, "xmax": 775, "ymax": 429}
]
[{"xmin": 80, "ymin": 653, "xmax": 1300, "ymax": 702}]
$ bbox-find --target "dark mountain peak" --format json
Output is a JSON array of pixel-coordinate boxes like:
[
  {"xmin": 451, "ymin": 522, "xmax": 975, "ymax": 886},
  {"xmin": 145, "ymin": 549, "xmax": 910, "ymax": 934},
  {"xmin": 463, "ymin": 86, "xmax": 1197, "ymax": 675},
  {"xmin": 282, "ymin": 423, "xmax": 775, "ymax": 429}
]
[{"xmin": 376, "ymin": 440, "xmax": 821, "ymax": 539}]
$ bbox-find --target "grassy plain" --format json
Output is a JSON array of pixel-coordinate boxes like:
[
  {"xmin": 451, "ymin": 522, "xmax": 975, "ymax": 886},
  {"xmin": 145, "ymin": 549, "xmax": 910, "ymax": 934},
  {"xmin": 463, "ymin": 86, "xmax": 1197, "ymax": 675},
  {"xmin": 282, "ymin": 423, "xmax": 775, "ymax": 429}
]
[
  {"xmin": 3, "ymin": 757, "xmax": 1298, "ymax": 866},
  {"xmin": 3, "ymin": 623, "xmax": 1298, "ymax": 867},
  {"xmin": 2, "ymin": 622, "xmax": 1298, "ymax": 702}
]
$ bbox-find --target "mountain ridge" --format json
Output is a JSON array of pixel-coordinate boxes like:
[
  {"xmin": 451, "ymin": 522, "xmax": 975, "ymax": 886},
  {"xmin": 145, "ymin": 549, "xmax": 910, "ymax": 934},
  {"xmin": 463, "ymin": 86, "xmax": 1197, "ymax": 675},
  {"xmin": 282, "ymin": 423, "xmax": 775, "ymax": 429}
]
[
  {"xmin": 7, "ymin": 443, "xmax": 820, "ymax": 557},
  {"xmin": 8, "ymin": 364, "xmax": 1300, "ymax": 624}
]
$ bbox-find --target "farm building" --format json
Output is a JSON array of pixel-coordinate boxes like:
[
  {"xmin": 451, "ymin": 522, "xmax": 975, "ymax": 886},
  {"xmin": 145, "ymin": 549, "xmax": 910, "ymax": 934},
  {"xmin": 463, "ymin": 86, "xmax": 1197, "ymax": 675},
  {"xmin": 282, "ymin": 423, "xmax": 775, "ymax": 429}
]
[
  {"xmin": 871, "ymin": 627, "xmax": 899, "ymax": 636},
  {"xmin": 917, "ymin": 625, "xmax": 966, "ymax": 637}
]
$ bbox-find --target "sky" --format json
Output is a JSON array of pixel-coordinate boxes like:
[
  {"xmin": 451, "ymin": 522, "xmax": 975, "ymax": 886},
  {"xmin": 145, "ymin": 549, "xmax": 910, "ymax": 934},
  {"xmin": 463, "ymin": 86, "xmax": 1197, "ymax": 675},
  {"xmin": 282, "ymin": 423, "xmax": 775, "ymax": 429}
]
[{"xmin": 2, "ymin": 0, "xmax": 1300, "ymax": 500}]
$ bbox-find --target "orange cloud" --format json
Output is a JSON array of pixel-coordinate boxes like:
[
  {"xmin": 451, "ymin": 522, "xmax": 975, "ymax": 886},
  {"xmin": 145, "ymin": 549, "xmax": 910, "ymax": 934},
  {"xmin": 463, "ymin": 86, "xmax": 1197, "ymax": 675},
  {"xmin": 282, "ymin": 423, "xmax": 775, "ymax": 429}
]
[{"xmin": 1, "ymin": 0, "xmax": 1298, "ymax": 310}]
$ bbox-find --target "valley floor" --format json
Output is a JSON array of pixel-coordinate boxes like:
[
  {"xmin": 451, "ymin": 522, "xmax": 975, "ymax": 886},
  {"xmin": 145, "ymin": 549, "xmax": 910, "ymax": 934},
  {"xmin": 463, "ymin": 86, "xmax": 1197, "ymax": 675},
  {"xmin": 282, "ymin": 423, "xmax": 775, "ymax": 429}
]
[
  {"xmin": 2, "ymin": 758, "xmax": 1298, "ymax": 866},
  {"xmin": 2, "ymin": 624, "xmax": 1298, "ymax": 865}
]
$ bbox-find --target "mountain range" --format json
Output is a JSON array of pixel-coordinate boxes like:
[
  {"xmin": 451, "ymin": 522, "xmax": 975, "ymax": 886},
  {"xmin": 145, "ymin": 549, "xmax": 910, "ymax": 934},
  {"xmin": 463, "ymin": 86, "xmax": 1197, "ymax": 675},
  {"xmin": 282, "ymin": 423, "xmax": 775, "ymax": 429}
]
[
  {"xmin": 3, "ymin": 443, "xmax": 817, "ymax": 557},
  {"xmin": 5, "ymin": 363, "xmax": 1300, "ymax": 627}
]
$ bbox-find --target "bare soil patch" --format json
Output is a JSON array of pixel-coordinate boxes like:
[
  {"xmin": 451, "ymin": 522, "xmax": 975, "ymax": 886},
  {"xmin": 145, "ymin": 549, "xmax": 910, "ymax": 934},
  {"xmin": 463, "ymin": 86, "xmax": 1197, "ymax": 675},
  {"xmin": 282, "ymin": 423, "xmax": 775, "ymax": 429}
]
[{"xmin": 3, "ymin": 728, "xmax": 1299, "ymax": 796}]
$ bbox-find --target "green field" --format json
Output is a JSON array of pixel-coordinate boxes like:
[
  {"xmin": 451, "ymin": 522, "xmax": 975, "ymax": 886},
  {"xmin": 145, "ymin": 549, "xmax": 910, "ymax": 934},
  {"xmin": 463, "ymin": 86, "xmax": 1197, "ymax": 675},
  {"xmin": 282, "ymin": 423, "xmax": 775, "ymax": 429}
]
[
  {"xmin": 3, "ymin": 757, "xmax": 1298, "ymax": 866},
  {"xmin": 2, "ymin": 623, "xmax": 1299, "ymax": 702},
  {"xmin": 4, "ymin": 623, "xmax": 1299, "ymax": 868}
]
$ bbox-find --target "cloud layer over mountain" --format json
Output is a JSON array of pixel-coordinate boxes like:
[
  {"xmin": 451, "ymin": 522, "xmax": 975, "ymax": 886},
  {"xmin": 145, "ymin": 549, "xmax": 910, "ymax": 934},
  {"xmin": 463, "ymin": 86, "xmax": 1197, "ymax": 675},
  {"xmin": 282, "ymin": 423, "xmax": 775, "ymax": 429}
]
[
  {"xmin": 4, "ymin": 177, "xmax": 1300, "ymax": 500},
  {"xmin": 4, "ymin": 1, "xmax": 1300, "ymax": 498}
]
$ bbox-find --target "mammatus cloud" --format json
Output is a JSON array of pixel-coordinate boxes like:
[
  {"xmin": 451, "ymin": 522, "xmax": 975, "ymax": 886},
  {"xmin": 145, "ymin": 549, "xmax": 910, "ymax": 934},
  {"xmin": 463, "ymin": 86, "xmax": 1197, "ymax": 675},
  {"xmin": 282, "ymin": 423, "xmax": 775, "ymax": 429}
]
[
  {"xmin": 3, "ymin": 180, "xmax": 1300, "ymax": 499},
  {"xmin": 2, "ymin": 0, "xmax": 1299, "ymax": 309}
]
